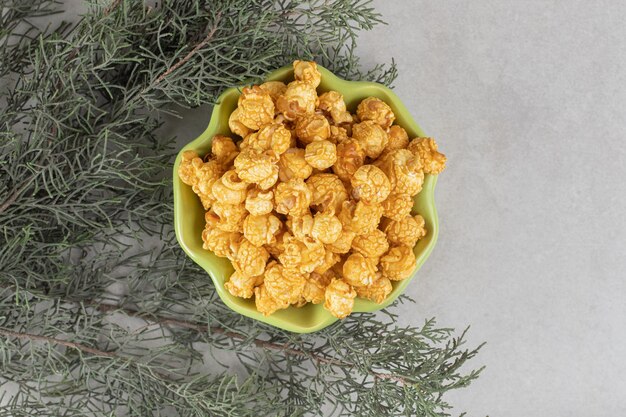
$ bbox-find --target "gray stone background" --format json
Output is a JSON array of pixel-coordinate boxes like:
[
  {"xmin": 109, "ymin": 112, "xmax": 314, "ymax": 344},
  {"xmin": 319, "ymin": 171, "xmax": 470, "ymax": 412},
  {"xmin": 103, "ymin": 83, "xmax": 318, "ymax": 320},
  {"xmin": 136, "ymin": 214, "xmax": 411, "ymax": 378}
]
[{"xmin": 50, "ymin": 1, "xmax": 626, "ymax": 415}]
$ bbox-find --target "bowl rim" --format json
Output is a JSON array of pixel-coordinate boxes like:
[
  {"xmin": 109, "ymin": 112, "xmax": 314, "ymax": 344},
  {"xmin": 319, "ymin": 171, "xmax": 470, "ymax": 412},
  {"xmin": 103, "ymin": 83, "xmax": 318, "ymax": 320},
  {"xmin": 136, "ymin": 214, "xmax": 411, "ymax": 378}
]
[{"xmin": 173, "ymin": 65, "xmax": 439, "ymax": 333}]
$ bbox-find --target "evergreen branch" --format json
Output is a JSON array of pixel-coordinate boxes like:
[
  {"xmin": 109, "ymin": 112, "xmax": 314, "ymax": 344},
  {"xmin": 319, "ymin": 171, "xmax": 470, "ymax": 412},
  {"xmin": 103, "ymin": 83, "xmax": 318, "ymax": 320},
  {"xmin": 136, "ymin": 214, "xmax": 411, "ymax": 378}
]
[
  {"xmin": 0, "ymin": 326, "xmax": 116, "ymax": 358},
  {"xmin": 152, "ymin": 12, "xmax": 223, "ymax": 86}
]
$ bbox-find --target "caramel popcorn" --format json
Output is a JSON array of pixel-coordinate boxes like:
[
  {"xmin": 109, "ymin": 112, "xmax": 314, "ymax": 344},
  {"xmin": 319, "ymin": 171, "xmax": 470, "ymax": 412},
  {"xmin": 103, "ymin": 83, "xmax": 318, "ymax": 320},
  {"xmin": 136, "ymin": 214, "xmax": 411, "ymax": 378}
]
[
  {"xmin": 228, "ymin": 108, "xmax": 251, "ymax": 138},
  {"xmin": 381, "ymin": 192, "xmax": 414, "ymax": 221},
  {"xmin": 378, "ymin": 149, "xmax": 424, "ymax": 196},
  {"xmin": 276, "ymin": 81, "xmax": 317, "ymax": 121},
  {"xmin": 311, "ymin": 211, "xmax": 342, "ymax": 244},
  {"xmin": 246, "ymin": 123, "xmax": 291, "ymax": 155},
  {"xmin": 255, "ymin": 284, "xmax": 289, "ymax": 316},
  {"xmin": 318, "ymin": 91, "xmax": 353, "ymax": 125},
  {"xmin": 259, "ymin": 81, "xmax": 287, "ymax": 102},
  {"xmin": 232, "ymin": 238, "xmax": 269, "ymax": 278},
  {"xmin": 243, "ymin": 213, "xmax": 282, "ymax": 247},
  {"xmin": 295, "ymin": 113, "xmax": 330, "ymax": 144},
  {"xmin": 279, "ymin": 235, "xmax": 325, "ymax": 274},
  {"xmin": 381, "ymin": 214, "xmax": 427, "ymax": 248},
  {"xmin": 306, "ymin": 173, "xmax": 348, "ymax": 214},
  {"xmin": 356, "ymin": 97, "xmax": 395, "ymax": 129},
  {"xmin": 352, "ymin": 120, "xmax": 388, "ymax": 159},
  {"xmin": 293, "ymin": 60, "xmax": 322, "ymax": 88},
  {"xmin": 264, "ymin": 261, "xmax": 307, "ymax": 304},
  {"xmin": 278, "ymin": 148, "xmax": 313, "ymax": 182},
  {"xmin": 355, "ymin": 276, "xmax": 392, "ymax": 304},
  {"xmin": 332, "ymin": 139, "xmax": 366, "ymax": 183},
  {"xmin": 407, "ymin": 137, "xmax": 447, "ymax": 174},
  {"xmin": 210, "ymin": 201, "xmax": 248, "ymax": 232},
  {"xmin": 351, "ymin": 229, "xmax": 389, "ymax": 259},
  {"xmin": 234, "ymin": 148, "xmax": 279, "ymax": 190},
  {"xmin": 304, "ymin": 140, "xmax": 337, "ymax": 170},
  {"xmin": 211, "ymin": 170, "xmax": 249, "ymax": 205},
  {"xmin": 225, "ymin": 270, "xmax": 260, "ymax": 299},
  {"xmin": 211, "ymin": 135, "xmax": 239, "ymax": 168},
  {"xmin": 302, "ymin": 271, "xmax": 332, "ymax": 304},
  {"xmin": 274, "ymin": 178, "xmax": 312, "ymax": 217},
  {"xmin": 350, "ymin": 165, "xmax": 391, "ymax": 204},
  {"xmin": 385, "ymin": 125, "xmax": 409, "ymax": 153},
  {"xmin": 342, "ymin": 253, "xmax": 377, "ymax": 287},
  {"xmin": 237, "ymin": 86, "xmax": 275, "ymax": 130},
  {"xmin": 179, "ymin": 60, "xmax": 447, "ymax": 318},
  {"xmin": 380, "ymin": 245, "xmax": 417, "ymax": 281},
  {"xmin": 245, "ymin": 187, "xmax": 274, "ymax": 216},
  {"xmin": 324, "ymin": 278, "xmax": 356, "ymax": 319}
]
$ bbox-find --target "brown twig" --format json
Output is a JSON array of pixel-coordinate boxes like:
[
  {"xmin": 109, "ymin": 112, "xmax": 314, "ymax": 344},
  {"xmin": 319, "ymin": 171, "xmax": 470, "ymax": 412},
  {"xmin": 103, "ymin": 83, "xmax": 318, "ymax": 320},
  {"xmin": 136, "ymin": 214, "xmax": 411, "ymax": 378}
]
[
  {"xmin": 152, "ymin": 12, "xmax": 222, "ymax": 86},
  {"xmin": 0, "ymin": 327, "xmax": 116, "ymax": 358},
  {"xmin": 0, "ymin": 175, "xmax": 35, "ymax": 215},
  {"xmin": 103, "ymin": 0, "xmax": 123, "ymax": 16}
]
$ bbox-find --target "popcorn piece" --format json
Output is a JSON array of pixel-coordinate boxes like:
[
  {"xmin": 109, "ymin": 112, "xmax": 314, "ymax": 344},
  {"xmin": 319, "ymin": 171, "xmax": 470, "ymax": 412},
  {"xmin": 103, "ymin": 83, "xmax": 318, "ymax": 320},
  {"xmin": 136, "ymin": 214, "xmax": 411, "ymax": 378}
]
[
  {"xmin": 378, "ymin": 149, "xmax": 424, "ymax": 196},
  {"xmin": 228, "ymin": 108, "xmax": 251, "ymax": 138},
  {"xmin": 211, "ymin": 170, "xmax": 249, "ymax": 205},
  {"xmin": 232, "ymin": 238, "xmax": 269, "ymax": 277},
  {"xmin": 338, "ymin": 200, "xmax": 383, "ymax": 234},
  {"xmin": 293, "ymin": 60, "xmax": 322, "ymax": 88},
  {"xmin": 313, "ymin": 250, "xmax": 341, "ymax": 275},
  {"xmin": 245, "ymin": 187, "xmax": 274, "ymax": 216},
  {"xmin": 303, "ymin": 271, "xmax": 333, "ymax": 304},
  {"xmin": 264, "ymin": 230, "xmax": 288, "ymax": 258},
  {"xmin": 381, "ymin": 193, "xmax": 414, "ymax": 221},
  {"xmin": 355, "ymin": 276, "xmax": 393, "ymax": 304},
  {"xmin": 178, "ymin": 151, "xmax": 223, "ymax": 209},
  {"xmin": 259, "ymin": 81, "xmax": 287, "ymax": 103},
  {"xmin": 286, "ymin": 213, "xmax": 314, "ymax": 241},
  {"xmin": 201, "ymin": 213, "xmax": 241, "ymax": 259},
  {"xmin": 326, "ymin": 229, "xmax": 356, "ymax": 254},
  {"xmin": 380, "ymin": 245, "xmax": 417, "ymax": 281},
  {"xmin": 304, "ymin": 140, "xmax": 337, "ymax": 170},
  {"xmin": 342, "ymin": 253, "xmax": 377, "ymax": 287},
  {"xmin": 264, "ymin": 261, "xmax": 307, "ymax": 304},
  {"xmin": 407, "ymin": 137, "xmax": 447, "ymax": 174},
  {"xmin": 311, "ymin": 211, "xmax": 342, "ymax": 244},
  {"xmin": 317, "ymin": 91, "xmax": 353, "ymax": 125},
  {"xmin": 332, "ymin": 139, "xmax": 365, "ymax": 183},
  {"xmin": 381, "ymin": 214, "xmax": 427, "ymax": 248},
  {"xmin": 324, "ymin": 278, "xmax": 356, "ymax": 319},
  {"xmin": 245, "ymin": 123, "xmax": 291, "ymax": 155},
  {"xmin": 279, "ymin": 235, "xmax": 325, "ymax": 273},
  {"xmin": 351, "ymin": 229, "xmax": 389, "ymax": 258},
  {"xmin": 352, "ymin": 120, "xmax": 388, "ymax": 159},
  {"xmin": 329, "ymin": 125, "xmax": 349, "ymax": 144},
  {"xmin": 306, "ymin": 173, "xmax": 348, "ymax": 214},
  {"xmin": 225, "ymin": 270, "xmax": 261, "ymax": 299},
  {"xmin": 211, "ymin": 135, "xmax": 239, "ymax": 168},
  {"xmin": 295, "ymin": 113, "xmax": 330, "ymax": 144},
  {"xmin": 255, "ymin": 284, "xmax": 289, "ymax": 316},
  {"xmin": 350, "ymin": 165, "xmax": 391, "ymax": 204},
  {"xmin": 234, "ymin": 148, "xmax": 279, "ymax": 190},
  {"xmin": 243, "ymin": 213, "xmax": 282, "ymax": 247},
  {"xmin": 356, "ymin": 97, "xmax": 395, "ymax": 129},
  {"xmin": 276, "ymin": 81, "xmax": 318, "ymax": 121},
  {"xmin": 385, "ymin": 125, "xmax": 409, "ymax": 153},
  {"xmin": 237, "ymin": 86, "xmax": 275, "ymax": 130},
  {"xmin": 278, "ymin": 148, "xmax": 313, "ymax": 182},
  {"xmin": 210, "ymin": 201, "xmax": 248, "ymax": 232},
  {"xmin": 274, "ymin": 178, "xmax": 312, "ymax": 217}
]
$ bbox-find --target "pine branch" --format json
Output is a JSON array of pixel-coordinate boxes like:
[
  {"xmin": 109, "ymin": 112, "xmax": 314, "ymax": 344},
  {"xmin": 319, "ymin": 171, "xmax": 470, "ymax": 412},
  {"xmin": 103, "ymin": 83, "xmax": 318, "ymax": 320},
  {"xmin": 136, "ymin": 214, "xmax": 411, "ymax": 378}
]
[{"xmin": 0, "ymin": 327, "xmax": 116, "ymax": 358}]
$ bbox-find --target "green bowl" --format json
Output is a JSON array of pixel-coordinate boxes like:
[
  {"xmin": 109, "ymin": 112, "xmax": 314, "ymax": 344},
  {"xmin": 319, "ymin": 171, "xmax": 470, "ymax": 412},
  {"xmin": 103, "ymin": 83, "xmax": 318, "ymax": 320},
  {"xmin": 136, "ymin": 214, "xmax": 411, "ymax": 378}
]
[{"xmin": 173, "ymin": 65, "xmax": 439, "ymax": 333}]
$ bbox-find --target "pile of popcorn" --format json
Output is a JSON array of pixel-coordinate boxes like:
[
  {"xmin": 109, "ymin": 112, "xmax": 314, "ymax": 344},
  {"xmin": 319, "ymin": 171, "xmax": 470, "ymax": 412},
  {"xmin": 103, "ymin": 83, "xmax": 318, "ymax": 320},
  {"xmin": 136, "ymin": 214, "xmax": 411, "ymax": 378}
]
[{"xmin": 178, "ymin": 60, "xmax": 446, "ymax": 319}]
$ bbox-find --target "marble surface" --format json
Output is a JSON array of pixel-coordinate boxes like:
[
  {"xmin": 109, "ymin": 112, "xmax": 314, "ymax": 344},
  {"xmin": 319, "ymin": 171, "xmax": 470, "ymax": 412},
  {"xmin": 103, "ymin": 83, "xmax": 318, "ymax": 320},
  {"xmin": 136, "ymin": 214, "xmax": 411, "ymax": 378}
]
[{"xmin": 45, "ymin": 1, "xmax": 626, "ymax": 415}]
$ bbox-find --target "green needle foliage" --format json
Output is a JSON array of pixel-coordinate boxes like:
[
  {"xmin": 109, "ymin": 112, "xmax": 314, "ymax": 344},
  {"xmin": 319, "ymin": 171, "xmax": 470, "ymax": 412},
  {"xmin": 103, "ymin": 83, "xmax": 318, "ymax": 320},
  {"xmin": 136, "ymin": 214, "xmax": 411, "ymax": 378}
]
[{"xmin": 0, "ymin": 1, "xmax": 483, "ymax": 416}]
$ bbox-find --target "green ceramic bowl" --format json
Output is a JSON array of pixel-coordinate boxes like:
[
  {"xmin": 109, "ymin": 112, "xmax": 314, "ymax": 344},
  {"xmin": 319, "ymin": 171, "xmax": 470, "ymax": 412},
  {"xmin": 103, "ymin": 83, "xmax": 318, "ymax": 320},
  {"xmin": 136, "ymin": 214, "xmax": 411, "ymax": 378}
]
[{"xmin": 173, "ymin": 65, "xmax": 439, "ymax": 333}]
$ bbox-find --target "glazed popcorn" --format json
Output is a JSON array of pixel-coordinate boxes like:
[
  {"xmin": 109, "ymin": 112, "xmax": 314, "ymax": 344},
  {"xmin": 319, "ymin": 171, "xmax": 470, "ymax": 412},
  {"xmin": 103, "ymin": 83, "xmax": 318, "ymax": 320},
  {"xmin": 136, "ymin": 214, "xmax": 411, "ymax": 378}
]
[{"xmin": 179, "ymin": 60, "xmax": 446, "ymax": 319}]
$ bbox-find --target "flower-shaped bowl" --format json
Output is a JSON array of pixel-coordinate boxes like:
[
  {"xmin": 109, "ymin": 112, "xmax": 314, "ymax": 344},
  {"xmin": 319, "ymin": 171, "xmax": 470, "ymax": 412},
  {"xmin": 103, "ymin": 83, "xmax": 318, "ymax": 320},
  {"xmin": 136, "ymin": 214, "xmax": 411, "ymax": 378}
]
[{"xmin": 173, "ymin": 65, "xmax": 439, "ymax": 333}]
